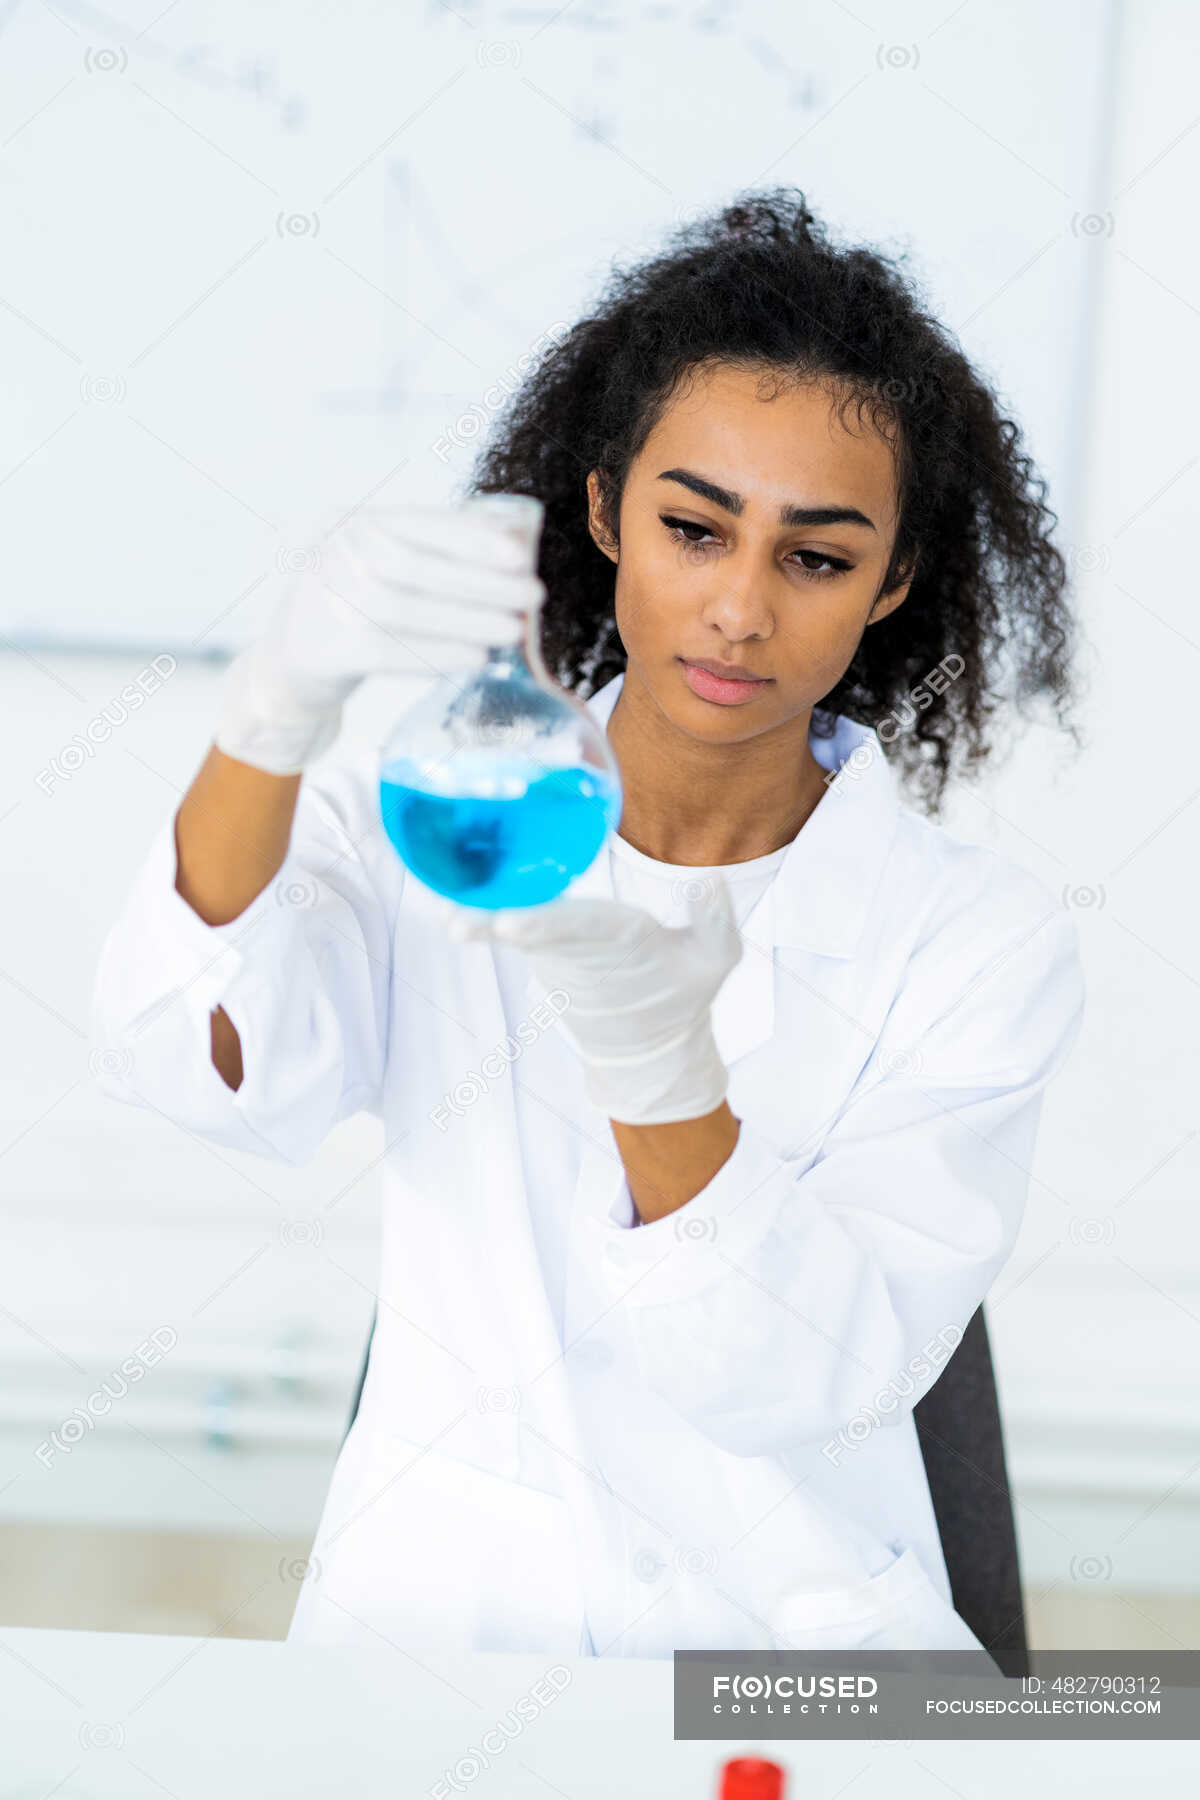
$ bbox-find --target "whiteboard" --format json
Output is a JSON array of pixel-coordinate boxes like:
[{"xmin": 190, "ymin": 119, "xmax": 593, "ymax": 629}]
[{"xmin": 0, "ymin": 0, "xmax": 1114, "ymax": 653}]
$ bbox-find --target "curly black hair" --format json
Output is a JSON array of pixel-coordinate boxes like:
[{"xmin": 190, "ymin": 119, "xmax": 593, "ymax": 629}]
[{"xmin": 468, "ymin": 187, "xmax": 1083, "ymax": 816}]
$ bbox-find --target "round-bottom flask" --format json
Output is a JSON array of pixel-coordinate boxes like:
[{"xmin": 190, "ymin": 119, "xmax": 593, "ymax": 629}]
[{"xmin": 378, "ymin": 497, "xmax": 623, "ymax": 909}]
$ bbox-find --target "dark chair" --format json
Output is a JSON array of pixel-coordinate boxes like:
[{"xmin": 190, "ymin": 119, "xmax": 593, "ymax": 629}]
[
  {"xmin": 912, "ymin": 1303, "xmax": 1030, "ymax": 1676},
  {"xmin": 342, "ymin": 1299, "xmax": 1029, "ymax": 1675}
]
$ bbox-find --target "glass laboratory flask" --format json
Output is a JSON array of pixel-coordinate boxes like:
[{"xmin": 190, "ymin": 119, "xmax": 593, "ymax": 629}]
[{"xmin": 378, "ymin": 494, "xmax": 623, "ymax": 910}]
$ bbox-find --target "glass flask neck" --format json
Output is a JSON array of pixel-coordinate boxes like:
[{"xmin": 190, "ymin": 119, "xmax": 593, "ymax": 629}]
[
  {"xmin": 484, "ymin": 641, "xmax": 528, "ymax": 670},
  {"xmin": 484, "ymin": 630, "xmax": 550, "ymax": 686}
]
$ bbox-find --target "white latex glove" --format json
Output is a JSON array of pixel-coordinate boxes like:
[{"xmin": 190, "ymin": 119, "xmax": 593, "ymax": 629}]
[
  {"xmin": 451, "ymin": 876, "xmax": 744, "ymax": 1126},
  {"xmin": 215, "ymin": 496, "xmax": 546, "ymax": 775}
]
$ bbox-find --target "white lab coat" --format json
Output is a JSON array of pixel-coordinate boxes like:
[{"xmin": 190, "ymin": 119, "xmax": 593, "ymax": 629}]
[{"xmin": 92, "ymin": 672, "xmax": 1085, "ymax": 1662}]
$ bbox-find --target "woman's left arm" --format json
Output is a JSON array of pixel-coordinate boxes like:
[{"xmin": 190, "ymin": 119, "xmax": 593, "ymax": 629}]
[
  {"xmin": 454, "ymin": 874, "xmax": 1085, "ymax": 1459},
  {"xmin": 610, "ymin": 1101, "xmax": 742, "ymax": 1223},
  {"xmin": 589, "ymin": 901, "xmax": 1086, "ymax": 1458}
]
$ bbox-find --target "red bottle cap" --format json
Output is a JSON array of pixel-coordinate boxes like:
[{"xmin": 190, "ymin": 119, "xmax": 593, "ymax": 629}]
[{"xmin": 719, "ymin": 1757, "xmax": 786, "ymax": 1800}]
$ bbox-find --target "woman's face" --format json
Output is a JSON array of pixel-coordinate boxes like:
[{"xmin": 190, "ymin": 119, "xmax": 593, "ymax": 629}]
[{"xmin": 586, "ymin": 361, "xmax": 913, "ymax": 742}]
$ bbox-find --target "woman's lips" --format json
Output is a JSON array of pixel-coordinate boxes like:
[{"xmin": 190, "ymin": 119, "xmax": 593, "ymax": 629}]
[{"xmin": 678, "ymin": 657, "xmax": 772, "ymax": 706}]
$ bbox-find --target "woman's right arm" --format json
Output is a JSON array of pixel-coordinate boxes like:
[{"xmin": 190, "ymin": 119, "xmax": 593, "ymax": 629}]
[
  {"xmin": 91, "ymin": 497, "xmax": 546, "ymax": 1165},
  {"xmin": 91, "ymin": 749, "xmax": 399, "ymax": 1165},
  {"xmin": 173, "ymin": 747, "xmax": 302, "ymax": 1090}
]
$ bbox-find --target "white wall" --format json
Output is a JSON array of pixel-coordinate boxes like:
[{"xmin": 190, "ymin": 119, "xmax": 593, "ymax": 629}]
[
  {"xmin": 1, "ymin": 0, "xmax": 1105, "ymax": 646},
  {"xmin": 933, "ymin": 0, "xmax": 1200, "ymax": 1599}
]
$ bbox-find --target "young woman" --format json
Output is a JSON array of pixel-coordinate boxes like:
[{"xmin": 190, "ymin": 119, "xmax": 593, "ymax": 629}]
[{"xmin": 93, "ymin": 190, "xmax": 1085, "ymax": 1662}]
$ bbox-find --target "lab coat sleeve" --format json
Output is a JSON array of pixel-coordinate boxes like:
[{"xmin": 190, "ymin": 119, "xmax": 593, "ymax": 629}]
[
  {"xmin": 90, "ymin": 761, "xmax": 396, "ymax": 1166},
  {"xmin": 590, "ymin": 883, "xmax": 1086, "ymax": 1459}
]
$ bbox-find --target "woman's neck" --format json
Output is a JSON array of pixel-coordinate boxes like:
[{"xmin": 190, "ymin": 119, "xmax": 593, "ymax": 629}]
[{"xmin": 605, "ymin": 671, "xmax": 830, "ymax": 866}]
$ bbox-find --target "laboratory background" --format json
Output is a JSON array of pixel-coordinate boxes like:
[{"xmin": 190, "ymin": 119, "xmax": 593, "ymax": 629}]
[{"xmin": 0, "ymin": 0, "xmax": 1196, "ymax": 1656}]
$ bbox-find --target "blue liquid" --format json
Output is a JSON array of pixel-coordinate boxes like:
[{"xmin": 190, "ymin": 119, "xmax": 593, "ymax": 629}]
[{"xmin": 380, "ymin": 758, "xmax": 621, "ymax": 908}]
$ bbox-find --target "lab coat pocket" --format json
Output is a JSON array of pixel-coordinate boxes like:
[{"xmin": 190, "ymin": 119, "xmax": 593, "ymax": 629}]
[
  {"xmin": 767, "ymin": 1544, "xmax": 988, "ymax": 1655},
  {"xmin": 313, "ymin": 1433, "xmax": 587, "ymax": 1658}
]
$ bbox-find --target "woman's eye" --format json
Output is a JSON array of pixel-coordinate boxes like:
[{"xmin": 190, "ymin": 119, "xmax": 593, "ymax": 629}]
[
  {"xmin": 791, "ymin": 548, "xmax": 852, "ymax": 582},
  {"xmin": 661, "ymin": 514, "xmax": 717, "ymax": 547},
  {"xmin": 659, "ymin": 514, "xmax": 851, "ymax": 582}
]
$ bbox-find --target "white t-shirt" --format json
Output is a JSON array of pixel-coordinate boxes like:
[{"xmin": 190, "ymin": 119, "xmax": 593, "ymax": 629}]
[{"xmin": 607, "ymin": 829, "xmax": 791, "ymax": 931}]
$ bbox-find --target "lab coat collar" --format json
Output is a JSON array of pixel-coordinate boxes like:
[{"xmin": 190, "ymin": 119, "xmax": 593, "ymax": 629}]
[{"xmin": 580, "ymin": 670, "xmax": 901, "ymax": 961}]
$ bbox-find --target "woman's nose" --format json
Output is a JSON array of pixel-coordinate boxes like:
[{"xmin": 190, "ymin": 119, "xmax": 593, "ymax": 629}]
[{"xmin": 698, "ymin": 550, "xmax": 774, "ymax": 639}]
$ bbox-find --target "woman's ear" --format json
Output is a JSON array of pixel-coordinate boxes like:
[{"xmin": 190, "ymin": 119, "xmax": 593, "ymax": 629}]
[
  {"xmin": 586, "ymin": 469, "xmax": 620, "ymax": 563},
  {"xmin": 866, "ymin": 548, "xmax": 919, "ymax": 626},
  {"xmin": 867, "ymin": 579, "xmax": 911, "ymax": 626}
]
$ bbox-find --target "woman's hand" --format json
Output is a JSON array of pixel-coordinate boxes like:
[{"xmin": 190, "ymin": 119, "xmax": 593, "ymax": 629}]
[
  {"xmin": 452, "ymin": 876, "xmax": 743, "ymax": 1126},
  {"xmin": 215, "ymin": 497, "xmax": 546, "ymax": 775}
]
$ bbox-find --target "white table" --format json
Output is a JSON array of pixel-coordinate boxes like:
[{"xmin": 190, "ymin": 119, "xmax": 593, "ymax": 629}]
[{"xmin": 0, "ymin": 1627, "xmax": 1196, "ymax": 1797}]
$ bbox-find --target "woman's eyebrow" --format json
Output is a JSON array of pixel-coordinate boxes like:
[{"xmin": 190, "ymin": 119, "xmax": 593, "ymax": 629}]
[{"xmin": 657, "ymin": 467, "xmax": 877, "ymax": 532}]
